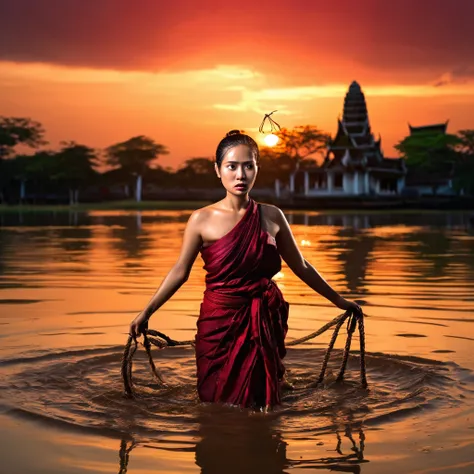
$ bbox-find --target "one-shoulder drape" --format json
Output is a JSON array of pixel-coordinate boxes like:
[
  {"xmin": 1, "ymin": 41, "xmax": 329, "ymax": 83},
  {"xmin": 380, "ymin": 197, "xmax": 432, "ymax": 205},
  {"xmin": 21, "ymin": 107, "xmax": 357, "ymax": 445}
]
[{"xmin": 196, "ymin": 199, "xmax": 289, "ymax": 408}]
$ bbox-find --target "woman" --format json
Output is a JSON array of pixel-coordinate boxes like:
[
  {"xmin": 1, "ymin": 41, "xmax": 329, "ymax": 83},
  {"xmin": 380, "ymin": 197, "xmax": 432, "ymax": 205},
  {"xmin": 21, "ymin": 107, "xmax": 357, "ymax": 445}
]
[{"xmin": 130, "ymin": 130, "xmax": 360, "ymax": 410}]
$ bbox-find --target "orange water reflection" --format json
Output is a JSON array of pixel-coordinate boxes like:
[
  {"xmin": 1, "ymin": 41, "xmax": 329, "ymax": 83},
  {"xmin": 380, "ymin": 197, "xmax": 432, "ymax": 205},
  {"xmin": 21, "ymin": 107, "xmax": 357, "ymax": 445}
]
[
  {"xmin": 0, "ymin": 209, "xmax": 473, "ymax": 473},
  {"xmin": 1, "ymin": 211, "xmax": 473, "ymax": 367}
]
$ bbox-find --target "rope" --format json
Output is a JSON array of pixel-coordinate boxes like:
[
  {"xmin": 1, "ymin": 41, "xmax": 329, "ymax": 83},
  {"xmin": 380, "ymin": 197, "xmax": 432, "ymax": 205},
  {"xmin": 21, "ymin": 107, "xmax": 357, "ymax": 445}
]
[
  {"xmin": 121, "ymin": 307, "xmax": 368, "ymax": 397},
  {"xmin": 121, "ymin": 336, "xmax": 137, "ymax": 398},
  {"xmin": 336, "ymin": 313, "xmax": 358, "ymax": 383},
  {"xmin": 142, "ymin": 331, "xmax": 167, "ymax": 386},
  {"xmin": 358, "ymin": 312, "xmax": 368, "ymax": 388},
  {"xmin": 315, "ymin": 314, "xmax": 346, "ymax": 386},
  {"xmin": 258, "ymin": 110, "xmax": 281, "ymax": 134}
]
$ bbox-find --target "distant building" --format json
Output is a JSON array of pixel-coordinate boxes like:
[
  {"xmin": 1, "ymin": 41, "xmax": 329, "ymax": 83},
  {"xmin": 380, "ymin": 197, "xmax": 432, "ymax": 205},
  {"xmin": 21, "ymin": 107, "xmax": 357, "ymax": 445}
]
[
  {"xmin": 404, "ymin": 121, "xmax": 456, "ymax": 196},
  {"xmin": 287, "ymin": 81, "xmax": 406, "ymax": 197},
  {"xmin": 409, "ymin": 122, "xmax": 448, "ymax": 135}
]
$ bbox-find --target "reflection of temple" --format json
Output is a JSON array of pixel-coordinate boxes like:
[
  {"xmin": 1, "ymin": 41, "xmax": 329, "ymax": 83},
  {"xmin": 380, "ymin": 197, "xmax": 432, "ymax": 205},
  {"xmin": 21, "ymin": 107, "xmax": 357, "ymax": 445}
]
[
  {"xmin": 289, "ymin": 81, "xmax": 406, "ymax": 197},
  {"xmin": 335, "ymin": 229, "xmax": 375, "ymax": 295}
]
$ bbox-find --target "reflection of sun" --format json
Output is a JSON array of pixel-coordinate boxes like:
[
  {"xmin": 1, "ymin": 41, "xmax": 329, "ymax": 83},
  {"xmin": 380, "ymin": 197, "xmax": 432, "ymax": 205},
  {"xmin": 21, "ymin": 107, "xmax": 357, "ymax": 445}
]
[
  {"xmin": 364, "ymin": 226, "xmax": 425, "ymax": 237},
  {"xmin": 264, "ymin": 133, "xmax": 279, "ymax": 147}
]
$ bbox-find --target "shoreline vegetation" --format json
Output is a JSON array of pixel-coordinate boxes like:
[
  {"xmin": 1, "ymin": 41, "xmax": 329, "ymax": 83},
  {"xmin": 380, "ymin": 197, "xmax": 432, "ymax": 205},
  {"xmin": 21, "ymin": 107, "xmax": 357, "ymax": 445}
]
[
  {"xmin": 2, "ymin": 118, "xmax": 474, "ymax": 214},
  {"xmin": 0, "ymin": 198, "xmax": 473, "ymax": 214},
  {"xmin": 0, "ymin": 200, "xmax": 210, "ymax": 212}
]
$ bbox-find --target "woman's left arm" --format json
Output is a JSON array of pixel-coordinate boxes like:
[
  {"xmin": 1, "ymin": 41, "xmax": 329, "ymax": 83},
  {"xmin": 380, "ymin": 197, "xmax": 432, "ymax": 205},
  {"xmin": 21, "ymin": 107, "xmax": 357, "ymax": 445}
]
[{"xmin": 274, "ymin": 207, "xmax": 358, "ymax": 312}]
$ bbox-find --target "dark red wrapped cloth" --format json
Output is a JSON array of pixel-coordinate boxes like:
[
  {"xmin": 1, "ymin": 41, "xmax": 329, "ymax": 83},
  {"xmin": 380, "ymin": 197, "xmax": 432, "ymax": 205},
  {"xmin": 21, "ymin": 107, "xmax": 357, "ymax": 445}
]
[{"xmin": 195, "ymin": 198, "xmax": 289, "ymax": 408}]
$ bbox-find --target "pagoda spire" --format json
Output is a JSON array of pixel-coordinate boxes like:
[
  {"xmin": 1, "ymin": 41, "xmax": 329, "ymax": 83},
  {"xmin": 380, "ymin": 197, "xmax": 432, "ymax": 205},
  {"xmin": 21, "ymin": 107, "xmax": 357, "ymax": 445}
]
[{"xmin": 327, "ymin": 81, "xmax": 381, "ymax": 155}]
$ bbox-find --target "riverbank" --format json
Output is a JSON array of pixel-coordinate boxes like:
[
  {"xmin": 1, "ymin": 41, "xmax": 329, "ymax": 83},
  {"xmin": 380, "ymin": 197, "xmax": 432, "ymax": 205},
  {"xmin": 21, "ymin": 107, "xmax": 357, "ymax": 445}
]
[
  {"xmin": 0, "ymin": 196, "xmax": 473, "ymax": 213},
  {"xmin": 287, "ymin": 195, "xmax": 474, "ymax": 211},
  {"xmin": 0, "ymin": 200, "xmax": 211, "ymax": 212}
]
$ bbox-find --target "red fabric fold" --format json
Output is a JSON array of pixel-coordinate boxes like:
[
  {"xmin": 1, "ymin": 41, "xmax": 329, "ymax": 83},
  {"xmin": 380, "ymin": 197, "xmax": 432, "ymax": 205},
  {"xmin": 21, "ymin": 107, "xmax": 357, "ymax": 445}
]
[{"xmin": 195, "ymin": 199, "xmax": 289, "ymax": 408}]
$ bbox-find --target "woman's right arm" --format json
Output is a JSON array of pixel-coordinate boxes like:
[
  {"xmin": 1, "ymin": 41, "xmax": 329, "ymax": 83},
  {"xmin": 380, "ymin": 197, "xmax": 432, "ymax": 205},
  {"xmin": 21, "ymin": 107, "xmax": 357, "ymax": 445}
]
[{"xmin": 129, "ymin": 209, "xmax": 204, "ymax": 337}]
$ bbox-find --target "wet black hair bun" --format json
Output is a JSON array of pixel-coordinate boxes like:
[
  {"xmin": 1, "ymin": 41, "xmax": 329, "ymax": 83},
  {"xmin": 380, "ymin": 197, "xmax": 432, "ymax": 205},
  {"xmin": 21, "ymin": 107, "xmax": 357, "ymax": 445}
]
[{"xmin": 216, "ymin": 129, "xmax": 259, "ymax": 167}]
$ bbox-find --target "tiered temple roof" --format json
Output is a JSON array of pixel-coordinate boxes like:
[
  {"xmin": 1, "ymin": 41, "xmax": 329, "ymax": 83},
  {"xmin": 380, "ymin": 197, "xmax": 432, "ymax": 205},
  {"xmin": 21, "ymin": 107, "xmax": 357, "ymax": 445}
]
[
  {"xmin": 405, "ymin": 121, "xmax": 451, "ymax": 187},
  {"xmin": 322, "ymin": 81, "xmax": 405, "ymax": 173},
  {"xmin": 409, "ymin": 122, "xmax": 448, "ymax": 135}
]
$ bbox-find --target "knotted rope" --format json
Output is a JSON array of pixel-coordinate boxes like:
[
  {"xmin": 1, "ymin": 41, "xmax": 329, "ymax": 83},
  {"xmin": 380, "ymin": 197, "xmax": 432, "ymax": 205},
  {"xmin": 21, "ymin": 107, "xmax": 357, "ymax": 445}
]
[
  {"xmin": 121, "ymin": 307, "xmax": 367, "ymax": 398},
  {"xmin": 258, "ymin": 110, "xmax": 281, "ymax": 134}
]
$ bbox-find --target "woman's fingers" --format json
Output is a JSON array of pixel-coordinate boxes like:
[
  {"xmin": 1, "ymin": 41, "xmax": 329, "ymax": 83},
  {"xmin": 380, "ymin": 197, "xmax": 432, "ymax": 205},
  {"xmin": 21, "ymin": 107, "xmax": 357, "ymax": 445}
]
[
  {"xmin": 129, "ymin": 314, "xmax": 148, "ymax": 339},
  {"xmin": 130, "ymin": 321, "xmax": 139, "ymax": 339}
]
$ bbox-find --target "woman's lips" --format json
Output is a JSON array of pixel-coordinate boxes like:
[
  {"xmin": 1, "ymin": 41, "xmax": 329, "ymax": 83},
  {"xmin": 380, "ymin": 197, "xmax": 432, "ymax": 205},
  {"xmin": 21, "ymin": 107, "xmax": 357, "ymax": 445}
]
[{"xmin": 235, "ymin": 184, "xmax": 247, "ymax": 189}]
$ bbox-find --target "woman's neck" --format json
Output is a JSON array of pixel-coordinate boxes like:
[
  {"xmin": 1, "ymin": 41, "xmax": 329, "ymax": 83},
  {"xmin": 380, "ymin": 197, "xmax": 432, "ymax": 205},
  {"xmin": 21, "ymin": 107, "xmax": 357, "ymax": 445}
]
[{"xmin": 222, "ymin": 193, "xmax": 251, "ymax": 211}]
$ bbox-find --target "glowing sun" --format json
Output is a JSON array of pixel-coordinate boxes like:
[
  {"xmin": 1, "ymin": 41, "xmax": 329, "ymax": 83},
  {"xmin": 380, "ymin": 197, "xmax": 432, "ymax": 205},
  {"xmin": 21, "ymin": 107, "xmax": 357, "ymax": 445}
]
[{"xmin": 263, "ymin": 133, "xmax": 279, "ymax": 147}]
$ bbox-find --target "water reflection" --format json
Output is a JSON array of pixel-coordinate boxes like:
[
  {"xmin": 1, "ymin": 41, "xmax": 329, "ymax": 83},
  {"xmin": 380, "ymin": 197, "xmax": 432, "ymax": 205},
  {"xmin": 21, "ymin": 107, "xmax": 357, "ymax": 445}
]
[
  {"xmin": 1, "ymin": 208, "xmax": 474, "ymax": 473},
  {"xmin": 109, "ymin": 223, "xmax": 154, "ymax": 261},
  {"xmin": 286, "ymin": 212, "xmax": 473, "ymax": 230},
  {"xmin": 2, "ymin": 209, "xmax": 473, "ymax": 229},
  {"xmin": 0, "ymin": 210, "xmax": 473, "ymax": 295},
  {"xmin": 0, "ymin": 210, "xmax": 189, "ymax": 228},
  {"xmin": 1, "ymin": 209, "xmax": 473, "ymax": 309},
  {"xmin": 283, "ymin": 212, "xmax": 474, "ymax": 297},
  {"xmin": 0, "ymin": 210, "xmax": 190, "ymax": 278},
  {"xmin": 117, "ymin": 414, "xmax": 367, "ymax": 474},
  {"xmin": 404, "ymin": 229, "xmax": 460, "ymax": 280},
  {"xmin": 118, "ymin": 439, "xmax": 136, "ymax": 474},
  {"xmin": 53, "ymin": 227, "xmax": 94, "ymax": 256},
  {"xmin": 317, "ymin": 228, "xmax": 376, "ymax": 295},
  {"xmin": 194, "ymin": 413, "xmax": 288, "ymax": 474}
]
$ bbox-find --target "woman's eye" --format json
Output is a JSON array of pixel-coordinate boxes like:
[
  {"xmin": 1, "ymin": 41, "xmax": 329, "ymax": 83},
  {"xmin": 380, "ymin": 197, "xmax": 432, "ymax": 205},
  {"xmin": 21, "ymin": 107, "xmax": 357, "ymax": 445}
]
[{"xmin": 246, "ymin": 165, "xmax": 254, "ymax": 169}]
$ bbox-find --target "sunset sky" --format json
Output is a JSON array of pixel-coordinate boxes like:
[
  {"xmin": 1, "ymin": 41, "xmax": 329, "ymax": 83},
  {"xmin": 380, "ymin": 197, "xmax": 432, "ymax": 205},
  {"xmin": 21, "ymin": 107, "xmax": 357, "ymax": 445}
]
[{"xmin": 1, "ymin": 0, "xmax": 474, "ymax": 168}]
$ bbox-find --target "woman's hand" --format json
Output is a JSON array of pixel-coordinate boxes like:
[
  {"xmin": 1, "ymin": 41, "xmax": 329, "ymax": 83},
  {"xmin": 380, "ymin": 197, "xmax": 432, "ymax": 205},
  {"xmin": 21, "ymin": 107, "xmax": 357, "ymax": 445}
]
[
  {"xmin": 129, "ymin": 311, "xmax": 149, "ymax": 339},
  {"xmin": 336, "ymin": 297, "xmax": 362, "ymax": 315}
]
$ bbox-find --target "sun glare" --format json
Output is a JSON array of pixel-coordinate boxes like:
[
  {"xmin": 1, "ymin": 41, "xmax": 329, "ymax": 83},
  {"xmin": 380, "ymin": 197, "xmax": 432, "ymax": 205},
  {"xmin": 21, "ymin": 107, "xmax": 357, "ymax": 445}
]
[{"xmin": 264, "ymin": 133, "xmax": 279, "ymax": 146}]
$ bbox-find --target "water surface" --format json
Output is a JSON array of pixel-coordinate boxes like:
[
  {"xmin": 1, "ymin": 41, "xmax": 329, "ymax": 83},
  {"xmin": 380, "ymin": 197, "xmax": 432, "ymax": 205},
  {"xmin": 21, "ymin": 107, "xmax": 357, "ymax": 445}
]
[{"xmin": 0, "ymin": 209, "xmax": 473, "ymax": 473}]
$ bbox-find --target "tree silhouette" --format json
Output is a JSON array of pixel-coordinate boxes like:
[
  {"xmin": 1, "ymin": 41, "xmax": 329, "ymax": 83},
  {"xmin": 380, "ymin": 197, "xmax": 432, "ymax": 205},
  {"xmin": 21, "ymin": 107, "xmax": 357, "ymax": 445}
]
[
  {"xmin": 454, "ymin": 129, "xmax": 474, "ymax": 194},
  {"xmin": 54, "ymin": 142, "xmax": 100, "ymax": 204},
  {"xmin": 0, "ymin": 116, "xmax": 46, "ymax": 159},
  {"xmin": 394, "ymin": 129, "xmax": 474, "ymax": 194},
  {"xmin": 10, "ymin": 154, "xmax": 36, "ymax": 203},
  {"xmin": 105, "ymin": 136, "xmax": 169, "ymax": 202},
  {"xmin": 175, "ymin": 157, "xmax": 216, "ymax": 188},
  {"xmin": 394, "ymin": 130, "xmax": 460, "ymax": 174},
  {"xmin": 0, "ymin": 116, "xmax": 47, "ymax": 203},
  {"xmin": 273, "ymin": 125, "xmax": 331, "ymax": 171},
  {"xmin": 457, "ymin": 129, "xmax": 474, "ymax": 155},
  {"xmin": 257, "ymin": 148, "xmax": 294, "ymax": 187}
]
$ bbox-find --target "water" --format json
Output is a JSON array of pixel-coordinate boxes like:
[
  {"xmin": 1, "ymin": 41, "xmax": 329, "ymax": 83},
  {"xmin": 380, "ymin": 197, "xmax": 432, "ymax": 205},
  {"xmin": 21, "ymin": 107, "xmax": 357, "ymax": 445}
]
[{"xmin": 0, "ymin": 209, "xmax": 473, "ymax": 473}]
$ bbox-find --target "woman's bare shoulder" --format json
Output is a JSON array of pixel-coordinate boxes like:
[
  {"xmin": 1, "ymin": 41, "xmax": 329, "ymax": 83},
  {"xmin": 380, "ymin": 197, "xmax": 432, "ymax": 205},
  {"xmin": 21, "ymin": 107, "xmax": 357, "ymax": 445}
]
[
  {"xmin": 258, "ymin": 202, "xmax": 284, "ymax": 223},
  {"xmin": 188, "ymin": 202, "xmax": 223, "ymax": 228},
  {"xmin": 257, "ymin": 202, "xmax": 286, "ymax": 237}
]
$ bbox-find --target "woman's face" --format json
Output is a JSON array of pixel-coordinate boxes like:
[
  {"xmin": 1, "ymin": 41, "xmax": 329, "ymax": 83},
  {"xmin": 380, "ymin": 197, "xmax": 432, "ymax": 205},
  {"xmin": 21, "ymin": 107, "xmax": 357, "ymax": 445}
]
[{"xmin": 216, "ymin": 144, "xmax": 258, "ymax": 195}]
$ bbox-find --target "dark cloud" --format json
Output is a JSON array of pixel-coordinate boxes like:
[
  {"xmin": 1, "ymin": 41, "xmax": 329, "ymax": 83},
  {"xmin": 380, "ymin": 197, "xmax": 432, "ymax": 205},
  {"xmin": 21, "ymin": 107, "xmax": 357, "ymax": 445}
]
[
  {"xmin": 433, "ymin": 65, "xmax": 474, "ymax": 87},
  {"xmin": 0, "ymin": 0, "xmax": 473, "ymax": 81}
]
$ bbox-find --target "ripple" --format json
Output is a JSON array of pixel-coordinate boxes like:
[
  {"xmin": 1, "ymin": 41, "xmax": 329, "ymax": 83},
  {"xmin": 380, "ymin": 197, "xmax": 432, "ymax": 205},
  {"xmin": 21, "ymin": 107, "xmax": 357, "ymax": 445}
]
[
  {"xmin": 0, "ymin": 299, "xmax": 45, "ymax": 305},
  {"xmin": 445, "ymin": 335, "xmax": 474, "ymax": 341},
  {"xmin": 0, "ymin": 345, "xmax": 469, "ymax": 442}
]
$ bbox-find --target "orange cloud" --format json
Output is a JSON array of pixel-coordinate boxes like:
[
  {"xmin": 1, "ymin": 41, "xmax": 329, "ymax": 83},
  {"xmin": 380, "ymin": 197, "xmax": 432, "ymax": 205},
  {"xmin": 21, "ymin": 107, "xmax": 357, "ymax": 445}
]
[{"xmin": 1, "ymin": 1, "xmax": 473, "ymax": 167}]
